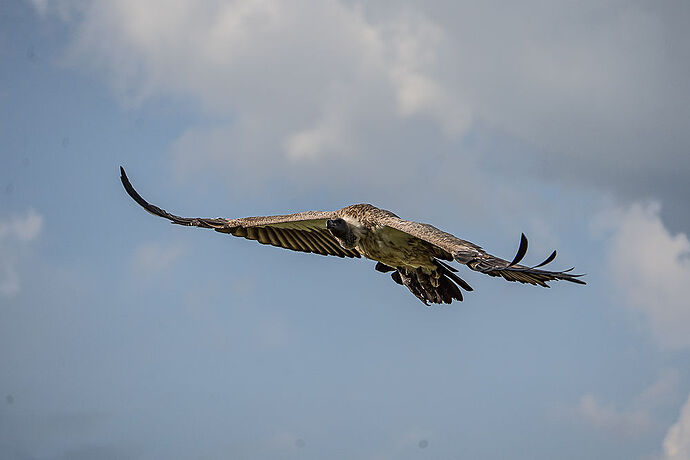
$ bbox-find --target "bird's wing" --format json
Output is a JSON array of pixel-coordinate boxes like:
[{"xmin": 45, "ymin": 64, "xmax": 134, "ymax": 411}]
[
  {"xmin": 380, "ymin": 216, "xmax": 585, "ymax": 286},
  {"xmin": 120, "ymin": 167, "xmax": 360, "ymax": 258}
]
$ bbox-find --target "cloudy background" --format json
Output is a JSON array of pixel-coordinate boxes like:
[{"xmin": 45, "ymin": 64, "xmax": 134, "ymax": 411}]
[{"xmin": 1, "ymin": 0, "xmax": 689, "ymax": 458}]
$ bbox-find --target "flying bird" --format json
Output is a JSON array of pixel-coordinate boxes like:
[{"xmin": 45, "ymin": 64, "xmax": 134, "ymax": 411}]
[{"xmin": 120, "ymin": 167, "xmax": 585, "ymax": 305}]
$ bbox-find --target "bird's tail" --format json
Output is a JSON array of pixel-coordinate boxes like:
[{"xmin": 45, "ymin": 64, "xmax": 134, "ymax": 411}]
[{"xmin": 378, "ymin": 260, "xmax": 473, "ymax": 306}]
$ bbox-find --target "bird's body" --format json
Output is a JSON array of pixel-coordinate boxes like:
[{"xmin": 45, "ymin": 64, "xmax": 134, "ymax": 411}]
[
  {"xmin": 357, "ymin": 224, "xmax": 436, "ymax": 269},
  {"xmin": 330, "ymin": 204, "xmax": 438, "ymax": 269},
  {"xmin": 120, "ymin": 167, "xmax": 585, "ymax": 305}
]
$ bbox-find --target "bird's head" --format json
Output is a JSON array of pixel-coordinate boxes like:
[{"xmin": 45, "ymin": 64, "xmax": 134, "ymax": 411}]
[
  {"xmin": 326, "ymin": 218, "xmax": 346, "ymax": 231},
  {"xmin": 326, "ymin": 218, "xmax": 356, "ymax": 248}
]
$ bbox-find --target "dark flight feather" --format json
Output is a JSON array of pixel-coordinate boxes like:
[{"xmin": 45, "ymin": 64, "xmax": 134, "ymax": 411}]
[
  {"xmin": 507, "ymin": 233, "xmax": 529, "ymax": 267},
  {"xmin": 531, "ymin": 250, "xmax": 557, "ymax": 269}
]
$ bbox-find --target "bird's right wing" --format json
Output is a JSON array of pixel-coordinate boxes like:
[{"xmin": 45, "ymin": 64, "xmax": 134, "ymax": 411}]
[
  {"xmin": 380, "ymin": 216, "xmax": 585, "ymax": 287},
  {"xmin": 120, "ymin": 167, "xmax": 360, "ymax": 258}
]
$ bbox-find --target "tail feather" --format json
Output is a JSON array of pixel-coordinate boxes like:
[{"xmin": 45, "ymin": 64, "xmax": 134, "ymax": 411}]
[
  {"xmin": 379, "ymin": 260, "xmax": 472, "ymax": 306},
  {"xmin": 436, "ymin": 260, "xmax": 473, "ymax": 292}
]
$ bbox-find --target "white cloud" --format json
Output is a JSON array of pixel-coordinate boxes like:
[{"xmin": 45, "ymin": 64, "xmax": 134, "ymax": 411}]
[
  {"xmin": 0, "ymin": 264, "xmax": 20, "ymax": 298},
  {"xmin": 591, "ymin": 202, "xmax": 690, "ymax": 459},
  {"xmin": 41, "ymin": 0, "xmax": 463, "ymax": 170},
  {"xmin": 569, "ymin": 370, "xmax": 679, "ymax": 439},
  {"xmin": 0, "ymin": 210, "xmax": 43, "ymax": 298},
  {"xmin": 131, "ymin": 241, "xmax": 184, "ymax": 274},
  {"xmin": 267, "ymin": 431, "xmax": 302, "ymax": 450},
  {"xmin": 596, "ymin": 202, "xmax": 690, "ymax": 350},
  {"xmin": 285, "ymin": 120, "xmax": 341, "ymax": 161},
  {"xmin": 662, "ymin": 393, "xmax": 690, "ymax": 460},
  {"xmin": 574, "ymin": 393, "xmax": 653, "ymax": 437},
  {"xmin": 637, "ymin": 369, "xmax": 680, "ymax": 410},
  {"xmin": 0, "ymin": 208, "xmax": 42, "ymax": 241}
]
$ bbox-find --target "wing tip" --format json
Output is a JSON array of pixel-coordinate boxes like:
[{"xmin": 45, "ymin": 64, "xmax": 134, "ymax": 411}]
[
  {"xmin": 531, "ymin": 250, "xmax": 557, "ymax": 269},
  {"xmin": 567, "ymin": 276, "xmax": 587, "ymax": 285},
  {"xmin": 119, "ymin": 166, "xmax": 152, "ymax": 211},
  {"xmin": 119, "ymin": 166, "xmax": 183, "ymax": 225},
  {"xmin": 119, "ymin": 166, "xmax": 131, "ymax": 189},
  {"xmin": 507, "ymin": 233, "xmax": 529, "ymax": 267}
]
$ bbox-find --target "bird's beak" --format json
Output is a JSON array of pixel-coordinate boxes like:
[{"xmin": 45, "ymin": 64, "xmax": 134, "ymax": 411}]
[{"xmin": 326, "ymin": 219, "xmax": 335, "ymax": 229}]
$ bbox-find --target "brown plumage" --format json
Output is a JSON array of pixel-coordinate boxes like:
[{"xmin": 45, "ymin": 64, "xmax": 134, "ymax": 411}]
[{"xmin": 120, "ymin": 167, "xmax": 585, "ymax": 306}]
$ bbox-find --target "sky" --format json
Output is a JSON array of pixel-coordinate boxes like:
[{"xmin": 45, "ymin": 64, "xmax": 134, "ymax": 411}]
[{"xmin": 1, "ymin": 0, "xmax": 689, "ymax": 459}]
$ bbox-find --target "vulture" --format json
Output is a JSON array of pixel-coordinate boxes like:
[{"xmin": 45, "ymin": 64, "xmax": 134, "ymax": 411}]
[{"xmin": 120, "ymin": 167, "xmax": 585, "ymax": 305}]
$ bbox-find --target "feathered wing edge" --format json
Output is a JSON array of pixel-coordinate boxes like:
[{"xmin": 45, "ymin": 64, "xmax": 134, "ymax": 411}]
[
  {"xmin": 455, "ymin": 233, "xmax": 586, "ymax": 287},
  {"xmin": 120, "ymin": 167, "xmax": 360, "ymax": 258},
  {"xmin": 120, "ymin": 166, "xmax": 228, "ymax": 228},
  {"xmin": 380, "ymin": 217, "xmax": 585, "ymax": 288}
]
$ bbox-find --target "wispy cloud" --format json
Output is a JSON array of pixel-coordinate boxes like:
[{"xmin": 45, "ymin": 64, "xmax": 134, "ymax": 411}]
[
  {"xmin": 567, "ymin": 370, "xmax": 680, "ymax": 438},
  {"xmin": 0, "ymin": 209, "xmax": 43, "ymax": 297},
  {"xmin": 574, "ymin": 393, "xmax": 653, "ymax": 437},
  {"xmin": 0, "ymin": 208, "xmax": 42, "ymax": 241},
  {"xmin": 637, "ymin": 370, "xmax": 681, "ymax": 410},
  {"xmin": 662, "ymin": 393, "xmax": 690, "ymax": 460},
  {"xmin": 130, "ymin": 241, "xmax": 184, "ymax": 274}
]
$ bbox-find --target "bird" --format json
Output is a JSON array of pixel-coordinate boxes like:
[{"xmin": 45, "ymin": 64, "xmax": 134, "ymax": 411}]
[{"xmin": 120, "ymin": 167, "xmax": 585, "ymax": 306}]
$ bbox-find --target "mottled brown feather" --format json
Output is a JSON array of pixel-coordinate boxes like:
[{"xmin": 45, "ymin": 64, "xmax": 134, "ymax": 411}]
[{"xmin": 120, "ymin": 167, "xmax": 359, "ymax": 259}]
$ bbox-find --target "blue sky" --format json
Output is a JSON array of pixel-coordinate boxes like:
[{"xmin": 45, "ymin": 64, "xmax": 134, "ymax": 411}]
[{"xmin": 1, "ymin": 1, "xmax": 690, "ymax": 459}]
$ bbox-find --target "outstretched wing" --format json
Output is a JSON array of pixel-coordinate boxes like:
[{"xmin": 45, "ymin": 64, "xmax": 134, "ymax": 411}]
[
  {"xmin": 120, "ymin": 167, "xmax": 360, "ymax": 258},
  {"xmin": 379, "ymin": 216, "xmax": 585, "ymax": 287}
]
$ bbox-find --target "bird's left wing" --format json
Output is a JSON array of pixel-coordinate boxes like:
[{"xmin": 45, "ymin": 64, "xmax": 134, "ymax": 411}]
[
  {"xmin": 379, "ymin": 216, "xmax": 585, "ymax": 287},
  {"xmin": 120, "ymin": 167, "xmax": 360, "ymax": 258}
]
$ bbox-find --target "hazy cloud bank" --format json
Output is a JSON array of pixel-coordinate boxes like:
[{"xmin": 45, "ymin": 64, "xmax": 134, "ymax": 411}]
[{"xmin": 30, "ymin": 0, "xmax": 690, "ymax": 217}]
